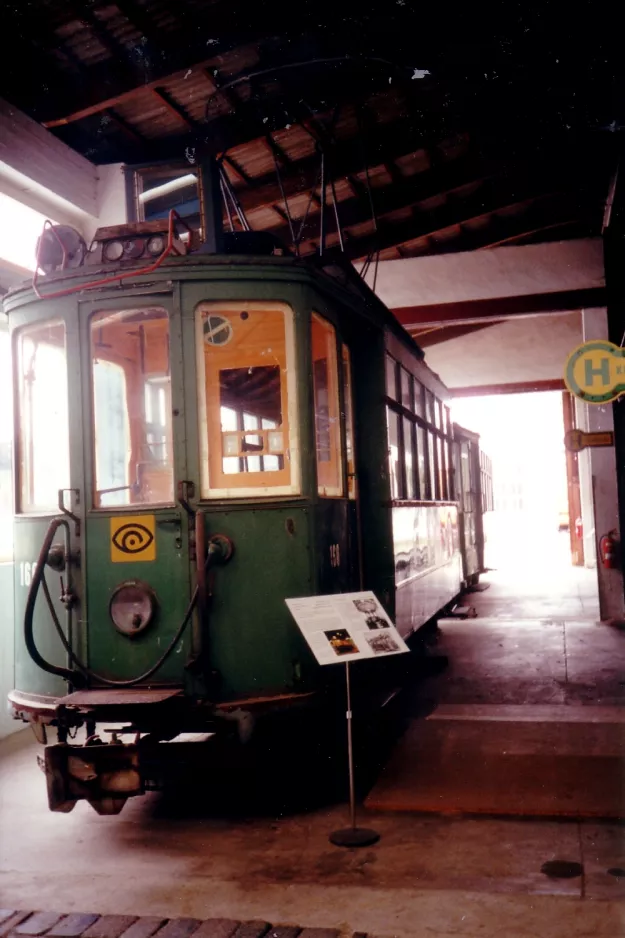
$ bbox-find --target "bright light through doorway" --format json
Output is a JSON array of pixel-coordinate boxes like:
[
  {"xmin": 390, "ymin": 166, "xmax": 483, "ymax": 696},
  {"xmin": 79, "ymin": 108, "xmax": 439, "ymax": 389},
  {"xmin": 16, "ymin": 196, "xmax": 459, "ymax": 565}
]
[
  {"xmin": 452, "ymin": 391, "xmax": 570, "ymax": 574},
  {"xmin": 0, "ymin": 193, "xmax": 54, "ymax": 271}
]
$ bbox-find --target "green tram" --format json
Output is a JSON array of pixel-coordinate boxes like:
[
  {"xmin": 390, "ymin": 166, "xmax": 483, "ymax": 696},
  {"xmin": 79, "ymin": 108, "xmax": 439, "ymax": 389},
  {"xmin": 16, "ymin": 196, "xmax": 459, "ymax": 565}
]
[{"xmin": 4, "ymin": 215, "xmax": 486, "ymax": 813}]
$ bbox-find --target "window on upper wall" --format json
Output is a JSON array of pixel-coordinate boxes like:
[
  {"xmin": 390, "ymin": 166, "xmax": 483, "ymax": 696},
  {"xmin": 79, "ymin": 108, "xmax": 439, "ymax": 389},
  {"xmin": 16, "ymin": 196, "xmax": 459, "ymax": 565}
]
[
  {"xmin": 342, "ymin": 345, "xmax": 357, "ymax": 500},
  {"xmin": 311, "ymin": 314, "xmax": 343, "ymax": 497},
  {"xmin": 91, "ymin": 307, "xmax": 174, "ymax": 508},
  {"xmin": 129, "ymin": 164, "xmax": 203, "ymax": 244},
  {"xmin": 196, "ymin": 302, "xmax": 299, "ymax": 498},
  {"xmin": 16, "ymin": 321, "xmax": 70, "ymax": 513}
]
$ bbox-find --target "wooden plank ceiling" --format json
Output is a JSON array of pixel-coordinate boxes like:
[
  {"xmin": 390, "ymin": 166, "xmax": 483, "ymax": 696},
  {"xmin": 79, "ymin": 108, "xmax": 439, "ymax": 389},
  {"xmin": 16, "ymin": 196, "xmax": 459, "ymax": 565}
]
[{"xmin": 0, "ymin": 1, "xmax": 616, "ymax": 264}]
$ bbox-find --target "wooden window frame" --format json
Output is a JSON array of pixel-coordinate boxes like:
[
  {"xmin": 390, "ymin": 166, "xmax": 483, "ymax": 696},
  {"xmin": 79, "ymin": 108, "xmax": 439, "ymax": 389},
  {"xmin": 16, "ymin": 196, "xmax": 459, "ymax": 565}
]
[{"xmin": 196, "ymin": 301, "xmax": 301, "ymax": 500}]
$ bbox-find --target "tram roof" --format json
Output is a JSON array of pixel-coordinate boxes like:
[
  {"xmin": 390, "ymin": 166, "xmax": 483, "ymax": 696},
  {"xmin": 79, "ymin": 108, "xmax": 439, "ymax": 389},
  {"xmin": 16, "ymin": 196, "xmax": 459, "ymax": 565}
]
[{"xmin": 0, "ymin": 2, "xmax": 615, "ymax": 264}]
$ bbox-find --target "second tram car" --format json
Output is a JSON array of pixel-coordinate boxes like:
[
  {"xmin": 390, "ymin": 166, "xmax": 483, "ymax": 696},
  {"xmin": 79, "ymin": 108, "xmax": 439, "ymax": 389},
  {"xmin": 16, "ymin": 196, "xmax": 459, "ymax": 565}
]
[{"xmin": 4, "ymin": 213, "xmax": 490, "ymax": 813}]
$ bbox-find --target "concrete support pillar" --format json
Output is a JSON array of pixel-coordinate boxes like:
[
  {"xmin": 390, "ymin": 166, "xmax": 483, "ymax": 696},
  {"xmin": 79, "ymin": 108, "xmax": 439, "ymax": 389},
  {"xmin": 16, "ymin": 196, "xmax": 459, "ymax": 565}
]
[{"xmin": 577, "ymin": 308, "xmax": 624, "ymax": 621}]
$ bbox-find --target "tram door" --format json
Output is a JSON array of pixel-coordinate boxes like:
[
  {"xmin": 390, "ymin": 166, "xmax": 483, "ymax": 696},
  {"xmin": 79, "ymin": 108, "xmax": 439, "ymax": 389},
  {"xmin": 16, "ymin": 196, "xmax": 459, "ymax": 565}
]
[
  {"xmin": 79, "ymin": 295, "xmax": 193, "ymax": 685},
  {"xmin": 12, "ymin": 309, "xmax": 85, "ymax": 697},
  {"xmin": 311, "ymin": 314, "xmax": 360, "ymax": 594}
]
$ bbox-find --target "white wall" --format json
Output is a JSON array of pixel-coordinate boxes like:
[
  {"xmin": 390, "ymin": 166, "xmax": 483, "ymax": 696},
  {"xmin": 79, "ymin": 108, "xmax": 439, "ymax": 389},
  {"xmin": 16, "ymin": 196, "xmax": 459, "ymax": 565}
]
[
  {"xmin": 366, "ymin": 239, "xmax": 605, "ymax": 309},
  {"xmin": 0, "ymin": 99, "xmax": 127, "ymax": 243},
  {"xmin": 0, "ymin": 97, "xmax": 96, "ymax": 220},
  {"xmin": 422, "ymin": 311, "xmax": 582, "ymax": 389},
  {"xmin": 85, "ymin": 164, "xmax": 127, "ymax": 242}
]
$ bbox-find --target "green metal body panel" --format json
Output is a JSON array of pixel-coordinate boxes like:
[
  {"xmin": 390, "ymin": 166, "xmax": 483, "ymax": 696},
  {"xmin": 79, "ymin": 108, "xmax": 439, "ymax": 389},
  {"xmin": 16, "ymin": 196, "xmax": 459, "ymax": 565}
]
[
  {"xmin": 84, "ymin": 511, "xmax": 192, "ymax": 684},
  {"xmin": 13, "ymin": 518, "xmax": 70, "ymax": 697},
  {"xmin": 198, "ymin": 504, "xmax": 316, "ymax": 699}
]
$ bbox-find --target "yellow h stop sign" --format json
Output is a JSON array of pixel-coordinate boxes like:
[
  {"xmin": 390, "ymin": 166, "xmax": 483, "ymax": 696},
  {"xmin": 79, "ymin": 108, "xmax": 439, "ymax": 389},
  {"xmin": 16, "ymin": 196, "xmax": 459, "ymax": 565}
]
[{"xmin": 564, "ymin": 341, "xmax": 625, "ymax": 404}]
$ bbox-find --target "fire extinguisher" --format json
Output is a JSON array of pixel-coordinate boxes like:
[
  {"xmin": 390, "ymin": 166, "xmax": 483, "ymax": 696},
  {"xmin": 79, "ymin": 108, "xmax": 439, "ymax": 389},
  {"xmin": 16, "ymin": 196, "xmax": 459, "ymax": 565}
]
[
  {"xmin": 575, "ymin": 517, "xmax": 583, "ymax": 540},
  {"xmin": 599, "ymin": 530, "xmax": 619, "ymax": 569}
]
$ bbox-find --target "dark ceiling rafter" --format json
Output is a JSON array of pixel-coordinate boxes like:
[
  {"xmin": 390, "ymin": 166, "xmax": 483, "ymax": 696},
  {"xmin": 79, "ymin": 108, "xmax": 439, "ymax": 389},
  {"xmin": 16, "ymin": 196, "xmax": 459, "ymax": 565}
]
[
  {"xmin": 320, "ymin": 181, "xmax": 581, "ymax": 263},
  {"xmin": 398, "ymin": 200, "xmax": 599, "ymax": 259},
  {"xmin": 0, "ymin": 0, "xmax": 613, "ymax": 265}
]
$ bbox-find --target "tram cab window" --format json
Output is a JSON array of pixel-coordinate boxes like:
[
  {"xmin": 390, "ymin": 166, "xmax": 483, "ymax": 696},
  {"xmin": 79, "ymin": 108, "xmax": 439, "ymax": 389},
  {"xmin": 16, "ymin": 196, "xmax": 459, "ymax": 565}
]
[
  {"xmin": 16, "ymin": 321, "xmax": 70, "ymax": 513},
  {"xmin": 90, "ymin": 307, "xmax": 174, "ymax": 508},
  {"xmin": 196, "ymin": 302, "xmax": 299, "ymax": 498},
  {"xmin": 311, "ymin": 314, "xmax": 343, "ymax": 497}
]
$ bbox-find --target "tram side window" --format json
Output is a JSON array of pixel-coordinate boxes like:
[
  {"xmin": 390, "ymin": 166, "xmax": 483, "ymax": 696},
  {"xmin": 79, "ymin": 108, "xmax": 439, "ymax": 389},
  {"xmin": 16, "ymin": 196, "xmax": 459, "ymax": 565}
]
[
  {"xmin": 196, "ymin": 303, "xmax": 299, "ymax": 497},
  {"xmin": 403, "ymin": 417, "xmax": 415, "ymax": 499},
  {"xmin": 16, "ymin": 321, "xmax": 70, "ymax": 513},
  {"xmin": 342, "ymin": 345, "xmax": 357, "ymax": 500},
  {"xmin": 91, "ymin": 307, "xmax": 173, "ymax": 508},
  {"xmin": 312, "ymin": 314, "xmax": 343, "ymax": 497},
  {"xmin": 385, "ymin": 356, "xmax": 398, "ymax": 400},
  {"xmin": 427, "ymin": 429, "xmax": 438, "ymax": 499},
  {"xmin": 415, "ymin": 425, "xmax": 428, "ymax": 499},
  {"xmin": 386, "ymin": 409, "xmax": 402, "ymax": 500},
  {"xmin": 385, "ymin": 353, "xmax": 454, "ymax": 504}
]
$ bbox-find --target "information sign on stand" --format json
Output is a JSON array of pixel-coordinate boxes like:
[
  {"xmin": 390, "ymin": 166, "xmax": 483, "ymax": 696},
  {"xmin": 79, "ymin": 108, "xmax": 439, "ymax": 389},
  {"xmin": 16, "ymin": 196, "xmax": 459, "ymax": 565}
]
[{"xmin": 286, "ymin": 591, "xmax": 409, "ymax": 848}]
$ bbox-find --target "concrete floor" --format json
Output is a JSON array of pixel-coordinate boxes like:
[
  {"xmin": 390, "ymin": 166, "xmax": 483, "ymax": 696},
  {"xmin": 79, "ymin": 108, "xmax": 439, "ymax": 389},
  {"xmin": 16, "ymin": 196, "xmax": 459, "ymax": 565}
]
[{"xmin": 1, "ymin": 559, "xmax": 623, "ymax": 938}]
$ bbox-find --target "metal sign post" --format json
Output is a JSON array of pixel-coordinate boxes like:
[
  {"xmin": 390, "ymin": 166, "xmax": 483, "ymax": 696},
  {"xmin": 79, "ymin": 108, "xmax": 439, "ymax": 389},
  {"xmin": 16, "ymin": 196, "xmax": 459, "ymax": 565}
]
[
  {"xmin": 285, "ymin": 590, "xmax": 409, "ymax": 849},
  {"xmin": 329, "ymin": 660, "xmax": 380, "ymax": 848}
]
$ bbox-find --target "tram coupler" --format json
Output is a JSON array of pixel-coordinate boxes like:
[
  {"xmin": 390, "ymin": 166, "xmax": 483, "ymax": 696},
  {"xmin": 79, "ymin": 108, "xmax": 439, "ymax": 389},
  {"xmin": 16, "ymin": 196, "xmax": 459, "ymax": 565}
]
[{"xmin": 43, "ymin": 741, "xmax": 143, "ymax": 815}]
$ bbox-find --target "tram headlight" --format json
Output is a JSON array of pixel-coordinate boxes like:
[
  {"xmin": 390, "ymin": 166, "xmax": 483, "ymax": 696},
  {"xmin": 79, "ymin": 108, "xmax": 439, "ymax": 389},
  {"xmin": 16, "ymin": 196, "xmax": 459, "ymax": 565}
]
[
  {"xmin": 147, "ymin": 235, "xmax": 166, "ymax": 256},
  {"xmin": 123, "ymin": 238, "xmax": 145, "ymax": 259},
  {"xmin": 103, "ymin": 240, "xmax": 124, "ymax": 262},
  {"xmin": 109, "ymin": 581, "xmax": 157, "ymax": 638}
]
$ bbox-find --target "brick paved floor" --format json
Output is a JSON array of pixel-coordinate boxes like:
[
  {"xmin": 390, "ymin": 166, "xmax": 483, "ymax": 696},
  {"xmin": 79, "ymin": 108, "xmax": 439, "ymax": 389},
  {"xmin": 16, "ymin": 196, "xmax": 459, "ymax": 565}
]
[{"xmin": 1, "ymin": 912, "xmax": 351, "ymax": 938}]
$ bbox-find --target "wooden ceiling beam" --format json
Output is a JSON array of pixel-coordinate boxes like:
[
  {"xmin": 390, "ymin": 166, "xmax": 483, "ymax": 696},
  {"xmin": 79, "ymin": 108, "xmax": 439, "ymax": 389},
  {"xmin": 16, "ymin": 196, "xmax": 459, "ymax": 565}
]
[
  {"xmin": 236, "ymin": 125, "xmax": 476, "ymax": 214},
  {"xmin": 410, "ymin": 321, "xmax": 503, "ymax": 347},
  {"xmin": 397, "ymin": 199, "xmax": 594, "ymax": 258},
  {"xmin": 393, "ymin": 288, "xmax": 606, "ymax": 329},
  {"xmin": 104, "ymin": 108, "xmax": 146, "ymax": 144},
  {"xmin": 151, "ymin": 87, "xmax": 199, "ymax": 130},
  {"xmin": 37, "ymin": 16, "xmax": 408, "ymax": 129},
  {"xmin": 65, "ymin": 0, "xmax": 139, "ymax": 81},
  {"xmin": 264, "ymin": 152, "xmax": 590, "ymax": 251},
  {"xmin": 338, "ymin": 187, "xmax": 570, "ymax": 262}
]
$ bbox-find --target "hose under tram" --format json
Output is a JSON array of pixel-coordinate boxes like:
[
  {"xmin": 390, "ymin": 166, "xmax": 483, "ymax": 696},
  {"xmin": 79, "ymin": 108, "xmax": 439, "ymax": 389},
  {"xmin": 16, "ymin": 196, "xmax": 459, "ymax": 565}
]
[{"xmin": 24, "ymin": 517, "xmax": 223, "ymax": 689}]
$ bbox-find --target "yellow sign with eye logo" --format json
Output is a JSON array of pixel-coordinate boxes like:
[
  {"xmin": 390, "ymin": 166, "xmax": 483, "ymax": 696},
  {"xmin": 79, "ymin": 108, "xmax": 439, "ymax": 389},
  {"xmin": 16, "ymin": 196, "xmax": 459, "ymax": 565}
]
[{"xmin": 110, "ymin": 515, "xmax": 156, "ymax": 563}]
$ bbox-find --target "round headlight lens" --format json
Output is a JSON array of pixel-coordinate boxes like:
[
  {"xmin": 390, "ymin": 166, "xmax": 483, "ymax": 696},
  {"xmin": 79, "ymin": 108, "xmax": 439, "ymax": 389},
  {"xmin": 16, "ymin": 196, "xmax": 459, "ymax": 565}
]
[
  {"xmin": 123, "ymin": 238, "xmax": 145, "ymax": 259},
  {"xmin": 147, "ymin": 235, "xmax": 166, "ymax": 256},
  {"xmin": 103, "ymin": 240, "xmax": 124, "ymax": 262},
  {"xmin": 109, "ymin": 581, "xmax": 157, "ymax": 638}
]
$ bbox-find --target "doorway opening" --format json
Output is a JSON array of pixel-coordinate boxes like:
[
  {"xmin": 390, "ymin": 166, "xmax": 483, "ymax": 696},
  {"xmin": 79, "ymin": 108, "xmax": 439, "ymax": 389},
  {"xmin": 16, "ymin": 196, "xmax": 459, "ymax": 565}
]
[{"xmin": 452, "ymin": 390, "xmax": 599, "ymax": 620}]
